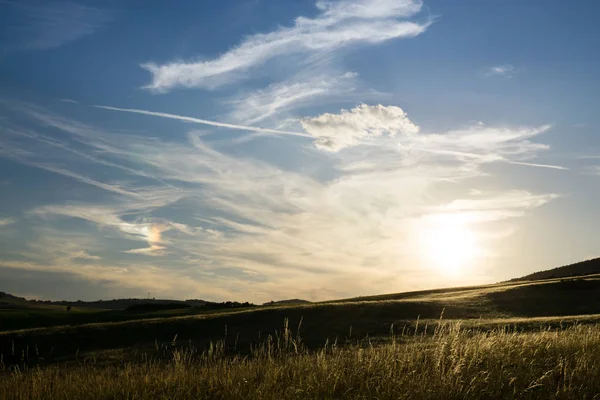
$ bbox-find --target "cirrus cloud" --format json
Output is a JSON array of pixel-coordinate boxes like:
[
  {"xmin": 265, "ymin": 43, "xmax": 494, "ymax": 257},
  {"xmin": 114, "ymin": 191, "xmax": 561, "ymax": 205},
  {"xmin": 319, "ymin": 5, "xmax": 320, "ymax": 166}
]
[
  {"xmin": 141, "ymin": 0, "xmax": 430, "ymax": 92},
  {"xmin": 0, "ymin": 100, "xmax": 565, "ymax": 301}
]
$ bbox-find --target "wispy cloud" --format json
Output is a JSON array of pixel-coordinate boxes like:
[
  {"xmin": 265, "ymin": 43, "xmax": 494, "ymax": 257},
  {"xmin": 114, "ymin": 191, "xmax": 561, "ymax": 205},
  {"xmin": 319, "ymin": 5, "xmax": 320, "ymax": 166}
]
[
  {"xmin": 0, "ymin": 0, "xmax": 574, "ymax": 302},
  {"xmin": 124, "ymin": 245, "xmax": 166, "ymax": 256},
  {"xmin": 2, "ymin": 0, "xmax": 113, "ymax": 51},
  {"xmin": 299, "ymin": 104, "xmax": 565, "ymax": 174},
  {"xmin": 29, "ymin": 204, "xmax": 193, "ymax": 256},
  {"xmin": 70, "ymin": 250, "xmax": 101, "ymax": 261},
  {"xmin": 0, "ymin": 100, "xmax": 565, "ymax": 301},
  {"xmin": 585, "ymin": 165, "xmax": 600, "ymax": 176},
  {"xmin": 485, "ymin": 64, "xmax": 515, "ymax": 77},
  {"xmin": 0, "ymin": 217, "xmax": 16, "ymax": 227},
  {"xmin": 141, "ymin": 0, "xmax": 430, "ymax": 92},
  {"xmin": 226, "ymin": 71, "xmax": 358, "ymax": 124},
  {"xmin": 120, "ymin": 223, "xmax": 167, "ymax": 255},
  {"xmin": 0, "ymin": 258, "xmax": 233, "ymax": 300},
  {"xmin": 505, "ymin": 161, "xmax": 568, "ymax": 170},
  {"xmin": 94, "ymin": 105, "xmax": 311, "ymax": 138}
]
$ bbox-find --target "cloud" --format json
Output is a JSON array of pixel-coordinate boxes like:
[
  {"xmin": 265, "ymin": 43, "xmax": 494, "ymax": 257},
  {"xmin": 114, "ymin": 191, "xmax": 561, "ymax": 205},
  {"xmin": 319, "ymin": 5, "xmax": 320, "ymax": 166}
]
[
  {"xmin": 0, "ymin": 258, "xmax": 233, "ymax": 300},
  {"xmin": 141, "ymin": 0, "xmax": 430, "ymax": 92},
  {"xmin": 35, "ymin": 165, "xmax": 142, "ymax": 197},
  {"xmin": 124, "ymin": 245, "xmax": 166, "ymax": 256},
  {"xmin": 0, "ymin": 217, "xmax": 16, "ymax": 227},
  {"xmin": 505, "ymin": 161, "xmax": 568, "ymax": 170},
  {"xmin": 120, "ymin": 223, "xmax": 168, "ymax": 255},
  {"xmin": 573, "ymin": 123, "xmax": 589, "ymax": 129},
  {"xmin": 94, "ymin": 105, "xmax": 311, "ymax": 138},
  {"xmin": 226, "ymin": 71, "xmax": 358, "ymax": 124},
  {"xmin": 2, "ymin": 0, "xmax": 113, "ymax": 51},
  {"xmin": 30, "ymin": 204, "xmax": 192, "ymax": 257},
  {"xmin": 0, "ymin": 224, "xmax": 248, "ymax": 300},
  {"xmin": 403, "ymin": 123, "xmax": 567, "ymax": 170},
  {"xmin": 586, "ymin": 166, "xmax": 600, "ymax": 176},
  {"xmin": 12, "ymin": 227, "xmax": 105, "ymax": 266},
  {"xmin": 485, "ymin": 65, "xmax": 515, "ymax": 77},
  {"xmin": 440, "ymin": 191, "xmax": 559, "ymax": 216},
  {"xmin": 69, "ymin": 250, "xmax": 101, "ymax": 261},
  {"xmin": 0, "ymin": 102, "xmax": 563, "ymax": 302},
  {"xmin": 301, "ymin": 103, "xmax": 419, "ymax": 151}
]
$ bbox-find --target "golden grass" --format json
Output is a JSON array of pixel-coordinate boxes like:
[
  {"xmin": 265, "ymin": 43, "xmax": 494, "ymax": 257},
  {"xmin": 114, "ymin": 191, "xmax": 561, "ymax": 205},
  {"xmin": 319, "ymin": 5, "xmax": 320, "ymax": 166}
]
[{"xmin": 2, "ymin": 320, "xmax": 600, "ymax": 399}]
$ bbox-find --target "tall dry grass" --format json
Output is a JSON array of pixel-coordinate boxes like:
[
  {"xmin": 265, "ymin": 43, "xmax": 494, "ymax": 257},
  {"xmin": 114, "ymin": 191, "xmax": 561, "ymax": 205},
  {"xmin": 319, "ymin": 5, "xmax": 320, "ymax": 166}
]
[{"xmin": 2, "ymin": 320, "xmax": 599, "ymax": 399}]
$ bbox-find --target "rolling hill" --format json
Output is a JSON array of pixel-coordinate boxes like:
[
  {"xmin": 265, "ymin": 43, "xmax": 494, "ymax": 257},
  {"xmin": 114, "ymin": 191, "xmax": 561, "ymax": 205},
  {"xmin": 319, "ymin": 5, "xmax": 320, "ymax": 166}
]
[
  {"xmin": 4, "ymin": 257, "xmax": 600, "ymax": 367},
  {"xmin": 4, "ymin": 273, "xmax": 600, "ymax": 366},
  {"xmin": 512, "ymin": 257, "xmax": 600, "ymax": 281}
]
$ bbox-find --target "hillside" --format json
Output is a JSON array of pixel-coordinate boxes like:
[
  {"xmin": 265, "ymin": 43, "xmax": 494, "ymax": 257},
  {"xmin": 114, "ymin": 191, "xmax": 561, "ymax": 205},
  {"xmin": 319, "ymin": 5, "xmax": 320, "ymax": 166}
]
[
  {"xmin": 512, "ymin": 257, "xmax": 600, "ymax": 281},
  {"xmin": 0, "ymin": 292, "xmax": 96, "ymax": 312},
  {"xmin": 21, "ymin": 297, "xmax": 206, "ymax": 310},
  {"xmin": 0, "ymin": 292, "xmax": 28, "ymax": 307},
  {"xmin": 263, "ymin": 299, "xmax": 311, "ymax": 306},
  {"xmin": 4, "ymin": 274, "xmax": 600, "ymax": 367},
  {"xmin": 0, "ymin": 292, "xmax": 257, "ymax": 311}
]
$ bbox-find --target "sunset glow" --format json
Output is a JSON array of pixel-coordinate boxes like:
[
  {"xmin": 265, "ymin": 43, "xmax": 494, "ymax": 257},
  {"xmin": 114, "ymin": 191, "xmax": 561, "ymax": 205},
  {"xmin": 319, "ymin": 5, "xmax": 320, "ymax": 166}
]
[{"xmin": 420, "ymin": 220, "xmax": 480, "ymax": 275}]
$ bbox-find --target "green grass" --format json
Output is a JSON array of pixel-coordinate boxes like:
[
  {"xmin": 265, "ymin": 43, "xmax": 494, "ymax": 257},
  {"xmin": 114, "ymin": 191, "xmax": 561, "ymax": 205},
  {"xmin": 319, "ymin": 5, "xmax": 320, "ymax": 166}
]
[{"xmin": 2, "ymin": 321, "xmax": 600, "ymax": 399}]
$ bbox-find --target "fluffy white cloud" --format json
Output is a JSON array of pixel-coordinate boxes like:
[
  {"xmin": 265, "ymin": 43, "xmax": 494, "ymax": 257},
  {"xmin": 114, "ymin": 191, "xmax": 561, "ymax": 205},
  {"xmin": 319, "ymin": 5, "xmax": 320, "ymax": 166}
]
[
  {"xmin": 141, "ymin": 0, "xmax": 429, "ymax": 92},
  {"xmin": 301, "ymin": 104, "xmax": 419, "ymax": 151},
  {"xmin": 300, "ymin": 106, "xmax": 564, "ymax": 175}
]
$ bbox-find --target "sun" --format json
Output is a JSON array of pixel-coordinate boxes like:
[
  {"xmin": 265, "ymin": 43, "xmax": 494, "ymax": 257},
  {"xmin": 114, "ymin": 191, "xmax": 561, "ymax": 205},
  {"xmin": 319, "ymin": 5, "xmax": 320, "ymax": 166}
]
[{"xmin": 418, "ymin": 217, "xmax": 480, "ymax": 275}]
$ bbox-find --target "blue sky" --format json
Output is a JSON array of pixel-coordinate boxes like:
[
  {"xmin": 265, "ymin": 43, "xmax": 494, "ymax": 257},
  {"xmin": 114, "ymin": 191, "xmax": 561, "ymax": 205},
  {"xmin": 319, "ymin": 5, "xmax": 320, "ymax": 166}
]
[{"xmin": 0, "ymin": 0, "xmax": 599, "ymax": 302}]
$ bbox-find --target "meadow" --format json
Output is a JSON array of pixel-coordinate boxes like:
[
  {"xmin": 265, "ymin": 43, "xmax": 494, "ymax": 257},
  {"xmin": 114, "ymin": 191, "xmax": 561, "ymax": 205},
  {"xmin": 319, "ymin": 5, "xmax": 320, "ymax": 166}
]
[
  {"xmin": 2, "ymin": 275, "xmax": 600, "ymax": 399},
  {"xmin": 3, "ymin": 320, "xmax": 600, "ymax": 399}
]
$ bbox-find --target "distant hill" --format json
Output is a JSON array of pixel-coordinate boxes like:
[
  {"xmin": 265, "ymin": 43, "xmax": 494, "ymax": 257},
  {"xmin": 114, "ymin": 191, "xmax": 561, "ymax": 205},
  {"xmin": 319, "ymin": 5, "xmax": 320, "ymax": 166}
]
[
  {"xmin": 0, "ymin": 292, "xmax": 255, "ymax": 311},
  {"xmin": 26, "ymin": 297, "xmax": 197, "ymax": 310},
  {"xmin": 5, "ymin": 257, "xmax": 599, "ymax": 312},
  {"xmin": 263, "ymin": 299, "xmax": 311, "ymax": 306},
  {"xmin": 513, "ymin": 257, "xmax": 600, "ymax": 281},
  {"xmin": 0, "ymin": 292, "xmax": 30, "ymax": 308}
]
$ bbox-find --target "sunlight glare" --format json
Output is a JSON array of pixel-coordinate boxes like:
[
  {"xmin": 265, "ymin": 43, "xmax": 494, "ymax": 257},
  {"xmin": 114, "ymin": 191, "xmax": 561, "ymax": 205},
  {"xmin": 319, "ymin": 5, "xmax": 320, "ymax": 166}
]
[{"xmin": 419, "ymin": 215, "xmax": 480, "ymax": 275}]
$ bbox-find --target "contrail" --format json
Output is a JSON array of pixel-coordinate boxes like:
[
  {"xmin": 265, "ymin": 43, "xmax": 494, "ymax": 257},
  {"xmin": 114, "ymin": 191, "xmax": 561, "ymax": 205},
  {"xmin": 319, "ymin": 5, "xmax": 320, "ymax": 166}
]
[
  {"xmin": 417, "ymin": 148, "xmax": 568, "ymax": 170},
  {"xmin": 506, "ymin": 161, "xmax": 568, "ymax": 170},
  {"xmin": 94, "ymin": 105, "xmax": 312, "ymax": 138}
]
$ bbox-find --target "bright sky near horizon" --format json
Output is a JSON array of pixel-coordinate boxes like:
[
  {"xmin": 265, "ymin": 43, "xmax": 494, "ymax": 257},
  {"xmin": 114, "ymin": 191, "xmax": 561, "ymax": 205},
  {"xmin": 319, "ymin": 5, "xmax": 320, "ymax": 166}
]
[{"xmin": 0, "ymin": 0, "xmax": 599, "ymax": 303}]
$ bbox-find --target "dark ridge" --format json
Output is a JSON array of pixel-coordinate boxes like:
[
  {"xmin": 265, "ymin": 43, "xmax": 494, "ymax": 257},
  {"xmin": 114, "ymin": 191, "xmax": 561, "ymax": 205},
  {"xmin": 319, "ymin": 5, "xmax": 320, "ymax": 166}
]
[
  {"xmin": 126, "ymin": 303, "xmax": 192, "ymax": 311},
  {"xmin": 0, "ymin": 292, "xmax": 255, "ymax": 311},
  {"xmin": 263, "ymin": 299, "xmax": 311, "ymax": 306},
  {"xmin": 0, "ymin": 292, "xmax": 28, "ymax": 303},
  {"xmin": 512, "ymin": 257, "xmax": 600, "ymax": 281}
]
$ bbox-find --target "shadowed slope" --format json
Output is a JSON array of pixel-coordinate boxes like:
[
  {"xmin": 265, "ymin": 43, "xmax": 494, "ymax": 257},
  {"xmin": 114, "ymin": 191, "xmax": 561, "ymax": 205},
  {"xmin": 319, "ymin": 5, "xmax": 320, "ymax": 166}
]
[
  {"xmin": 4, "ymin": 275, "xmax": 600, "ymax": 366},
  {"xmin": 512, "ymin": 257, "xmax": 600, "ymax": 281}
]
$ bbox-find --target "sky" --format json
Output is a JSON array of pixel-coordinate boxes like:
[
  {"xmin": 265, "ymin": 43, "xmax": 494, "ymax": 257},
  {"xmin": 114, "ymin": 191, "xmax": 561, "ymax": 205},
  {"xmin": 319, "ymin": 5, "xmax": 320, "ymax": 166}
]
[{"xmin": 0, "ymin": 0, "xmax": 599, "ymax": 303}]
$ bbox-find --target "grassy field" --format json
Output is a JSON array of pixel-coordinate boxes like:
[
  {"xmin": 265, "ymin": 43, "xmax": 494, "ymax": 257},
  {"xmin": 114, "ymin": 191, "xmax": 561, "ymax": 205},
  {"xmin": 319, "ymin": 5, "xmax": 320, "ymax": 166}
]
[
  {"xmin": 2, "ymin": 320, "xmax": 600, "ymax": 399},
  {"xmin": 2, "ymin": 276, "xmax": 600, "ymax": 398},
  {"xmin": 0, "ymin": 304, "xmax": 260, "ymax": 332}
]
